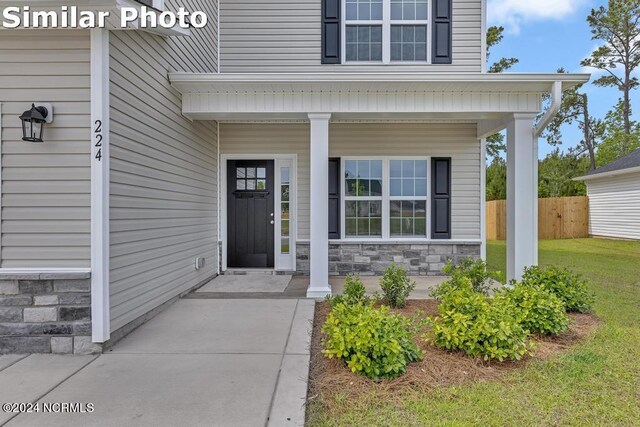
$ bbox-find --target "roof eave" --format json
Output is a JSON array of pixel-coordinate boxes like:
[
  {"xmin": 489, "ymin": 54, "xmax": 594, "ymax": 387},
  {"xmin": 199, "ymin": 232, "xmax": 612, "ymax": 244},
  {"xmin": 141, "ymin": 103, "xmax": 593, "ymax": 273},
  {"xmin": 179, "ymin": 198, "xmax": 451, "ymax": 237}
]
[{"xmin": 575, "ymin": 165, "xmax": 640, "ymax": 181}]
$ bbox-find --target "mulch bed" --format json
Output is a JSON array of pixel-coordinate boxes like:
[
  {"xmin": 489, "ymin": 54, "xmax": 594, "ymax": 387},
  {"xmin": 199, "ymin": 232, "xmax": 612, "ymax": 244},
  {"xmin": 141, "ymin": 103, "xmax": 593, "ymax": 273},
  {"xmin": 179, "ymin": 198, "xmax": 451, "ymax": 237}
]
[{"xmin": 307, "ymin": 300, "xmax": 600, "ymax": 406}]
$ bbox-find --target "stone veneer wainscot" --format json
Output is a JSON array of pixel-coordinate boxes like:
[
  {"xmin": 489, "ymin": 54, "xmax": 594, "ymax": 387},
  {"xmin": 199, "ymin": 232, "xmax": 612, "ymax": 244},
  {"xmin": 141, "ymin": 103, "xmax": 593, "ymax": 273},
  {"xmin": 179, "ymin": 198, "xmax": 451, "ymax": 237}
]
[
  {"xmin": 296, "ymin": 242, "xmax": 481, "ymax": 276},
  {"xmin": 0, "ymin": 272, "xmax": 100, "ymax": 355}
]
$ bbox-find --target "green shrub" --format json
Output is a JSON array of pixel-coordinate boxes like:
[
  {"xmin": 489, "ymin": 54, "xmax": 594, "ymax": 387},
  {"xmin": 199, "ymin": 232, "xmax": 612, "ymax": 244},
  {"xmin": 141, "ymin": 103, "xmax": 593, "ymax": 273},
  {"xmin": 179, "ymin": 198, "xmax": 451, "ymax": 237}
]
[
  {"xmin": 322, "ymin": 302, "xmax": 423, "ymax": 380},
  {"xmin": 430, "ymin": 275, "xmax": 474, "ymax": 301},
  {"xmin": 497, "ymin": 283, "xmax": 568, "ymax": 335},
  {"xmin": 429, "ymin": 285, "xmax": 531, "ymax": 361},
  {"xmin": 441, "ymin": 258, "xmax": 498, "ymax": 294},
  {"xmin": 380, "ymin": 263, "xmax": 416, "ymax": 308},
  {"xmin": 520, "ymin": 266, "xmax": 594, "ymax": 313},
  {"xmin": 326, "ymin": 274, "xmax": 373, "ymax": 308}
]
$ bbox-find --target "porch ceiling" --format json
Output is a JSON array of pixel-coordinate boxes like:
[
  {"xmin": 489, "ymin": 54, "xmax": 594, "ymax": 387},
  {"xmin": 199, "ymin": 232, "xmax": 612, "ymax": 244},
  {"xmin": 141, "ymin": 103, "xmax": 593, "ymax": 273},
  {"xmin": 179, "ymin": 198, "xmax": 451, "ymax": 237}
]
[{"xmin": 169, "ymin": 73, "xmax": 590, "ymax": 121}]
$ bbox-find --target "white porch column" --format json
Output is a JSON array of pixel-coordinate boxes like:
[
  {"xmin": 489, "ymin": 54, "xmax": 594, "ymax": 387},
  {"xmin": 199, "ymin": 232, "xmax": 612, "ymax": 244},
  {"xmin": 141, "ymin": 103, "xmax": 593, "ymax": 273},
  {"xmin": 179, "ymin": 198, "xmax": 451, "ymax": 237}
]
[
  {"xmin": 307, "ymin": 113, "xmax": 332, "ymax": 298},
  {"xmin": 506, "ymin": 114, "xmax": 538, "ymax": 281}
]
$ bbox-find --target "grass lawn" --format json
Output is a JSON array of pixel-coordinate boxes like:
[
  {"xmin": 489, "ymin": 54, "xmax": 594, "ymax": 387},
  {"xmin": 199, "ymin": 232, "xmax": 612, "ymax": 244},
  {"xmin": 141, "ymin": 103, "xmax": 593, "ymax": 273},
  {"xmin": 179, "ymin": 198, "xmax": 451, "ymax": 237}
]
[{"xmin": 307, "ymin": 238, "xmax": 640, "ymax": 426}]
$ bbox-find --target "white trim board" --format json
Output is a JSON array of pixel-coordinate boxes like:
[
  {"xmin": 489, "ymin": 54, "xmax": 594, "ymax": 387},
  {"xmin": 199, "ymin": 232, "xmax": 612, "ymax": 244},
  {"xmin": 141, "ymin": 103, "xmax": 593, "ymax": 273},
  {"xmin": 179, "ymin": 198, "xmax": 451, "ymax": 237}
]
[
  {"xmin": 0, "ymin": 103, "xmax": 2, "ymax": 265},
  {"xmin": 90, "ymin": 28, "xmax": 111, "ymax": 343},
  {"xmin": 0, "ymin": 268, "xmax": 91, "ymax": 275},
  {"xmin": 480, "ymin": 137, "xmax": 487, "ymax": 260},
  {"xmin": 220, "ymin": 153, "xmax": 298, "ymax": 272}
]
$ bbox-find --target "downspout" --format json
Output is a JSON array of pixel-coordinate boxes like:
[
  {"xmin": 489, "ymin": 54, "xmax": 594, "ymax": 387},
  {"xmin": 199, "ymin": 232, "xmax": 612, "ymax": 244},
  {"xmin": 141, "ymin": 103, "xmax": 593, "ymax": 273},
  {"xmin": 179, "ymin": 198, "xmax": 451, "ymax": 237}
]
[{"xmin": 533, "ymin": 81, "xmax": 562, "ymax": 137}]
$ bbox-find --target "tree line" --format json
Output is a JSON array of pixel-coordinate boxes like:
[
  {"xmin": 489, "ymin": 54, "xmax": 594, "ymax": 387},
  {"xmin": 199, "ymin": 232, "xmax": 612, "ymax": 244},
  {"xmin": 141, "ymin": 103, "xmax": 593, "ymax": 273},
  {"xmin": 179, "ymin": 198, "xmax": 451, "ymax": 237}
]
[{"xmin": 486, "ymin": 0, "xmax": 640, "ymax": 201}]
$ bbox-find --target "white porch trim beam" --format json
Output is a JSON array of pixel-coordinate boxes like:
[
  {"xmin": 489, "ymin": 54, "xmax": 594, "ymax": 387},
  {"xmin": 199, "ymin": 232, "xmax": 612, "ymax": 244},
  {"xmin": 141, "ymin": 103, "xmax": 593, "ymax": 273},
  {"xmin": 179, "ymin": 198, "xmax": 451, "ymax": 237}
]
[
  {"xmin": 477, "ymin": 117, "xmax": 509, "ymax": 139},
  {"xmin": 90, "ymin": 28, "xmax": 111, "ymax": 343},
  {"xmin": 307, "ymin": 113, "xmax": 332, "ymax": 298},
  {"xmin": 170, "ymin": 73, "xmax": 589, "ymax": 121},
  {"xmin": 506, "ymin": 113, "xmax": 538, "ymax": 281}
]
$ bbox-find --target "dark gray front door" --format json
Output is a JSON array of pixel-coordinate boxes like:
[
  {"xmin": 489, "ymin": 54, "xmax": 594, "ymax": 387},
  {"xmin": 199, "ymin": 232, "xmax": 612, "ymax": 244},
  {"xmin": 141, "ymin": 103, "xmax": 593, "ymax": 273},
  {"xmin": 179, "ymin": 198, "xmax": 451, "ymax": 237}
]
[{"xmin": 227, "ymin": 160, "xmax": 275, "ymax": 268}]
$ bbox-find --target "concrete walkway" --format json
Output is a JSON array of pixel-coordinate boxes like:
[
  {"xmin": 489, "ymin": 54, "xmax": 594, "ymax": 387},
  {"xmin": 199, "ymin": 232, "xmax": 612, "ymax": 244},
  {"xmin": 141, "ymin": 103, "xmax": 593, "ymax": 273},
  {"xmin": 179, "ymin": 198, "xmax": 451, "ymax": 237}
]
[{"xmin": 0, "ymin": 298, "xmax": 315, "ymax": 427}]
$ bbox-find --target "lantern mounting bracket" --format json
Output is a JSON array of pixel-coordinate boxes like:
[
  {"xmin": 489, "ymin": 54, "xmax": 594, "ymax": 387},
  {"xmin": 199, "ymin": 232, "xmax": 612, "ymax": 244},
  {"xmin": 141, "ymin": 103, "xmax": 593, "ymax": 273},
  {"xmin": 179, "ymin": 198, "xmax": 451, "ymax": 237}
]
[{"xmin": 34, "ymin": 103, "xmax": 54, "ymax": 124}]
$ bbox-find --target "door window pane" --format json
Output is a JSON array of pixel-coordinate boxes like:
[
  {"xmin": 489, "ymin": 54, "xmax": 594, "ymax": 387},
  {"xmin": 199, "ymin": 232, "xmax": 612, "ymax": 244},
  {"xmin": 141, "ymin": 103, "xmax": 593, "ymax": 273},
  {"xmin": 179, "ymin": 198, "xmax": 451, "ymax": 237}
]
[
  {"xmin": 280, "ymin": 167, "xmax": 291, "ymax": 254},
  {"xmin": 237, "ymin": 165, "xmax": 269, "ymax": 192}
]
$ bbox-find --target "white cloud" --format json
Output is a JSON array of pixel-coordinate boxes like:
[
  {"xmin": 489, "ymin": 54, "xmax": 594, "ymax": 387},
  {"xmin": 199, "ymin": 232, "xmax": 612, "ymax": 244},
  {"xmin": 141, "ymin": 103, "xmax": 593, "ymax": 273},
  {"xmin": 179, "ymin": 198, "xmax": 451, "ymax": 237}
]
[{"xmin": 488, "ymin": 0, "xmax": 588, "ymax": 33}]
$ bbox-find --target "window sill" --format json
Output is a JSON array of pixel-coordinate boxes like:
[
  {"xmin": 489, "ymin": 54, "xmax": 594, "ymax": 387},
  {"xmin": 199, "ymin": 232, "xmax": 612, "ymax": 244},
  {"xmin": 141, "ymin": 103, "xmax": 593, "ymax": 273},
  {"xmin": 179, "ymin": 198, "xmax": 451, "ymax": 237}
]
[
  {"xmin": 328, "ymin": 238, "xmax": 482, "ymax": 244},
  {"xmin": 341, "ymin": 62, "xmax": 432, "ymax": 66}
]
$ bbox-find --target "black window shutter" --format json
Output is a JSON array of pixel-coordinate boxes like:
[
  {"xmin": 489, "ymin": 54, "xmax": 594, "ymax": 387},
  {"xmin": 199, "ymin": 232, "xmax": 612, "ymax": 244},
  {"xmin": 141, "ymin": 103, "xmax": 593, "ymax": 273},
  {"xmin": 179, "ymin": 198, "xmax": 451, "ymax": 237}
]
[
  {"xmin": 328, "ymin": 158, "xmax": 341, "ymax": 238},
  {"xmin": 431, "ymin": 158, "xmax": 451, "ymax": 239},
  {"xmin": 322, "ymin": 0, "xmax": 341, "ymax": 64},
  {"xmin": 432, "ymin": 0, "xmax": 452, "ymax": 64}
]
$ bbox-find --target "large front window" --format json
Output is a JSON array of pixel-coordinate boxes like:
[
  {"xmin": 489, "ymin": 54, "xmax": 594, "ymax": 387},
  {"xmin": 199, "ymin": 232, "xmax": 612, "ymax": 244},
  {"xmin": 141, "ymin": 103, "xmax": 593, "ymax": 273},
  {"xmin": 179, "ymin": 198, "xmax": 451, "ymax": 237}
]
[
  {"xmin": 344, "ymin": 0, "xmax": 429, "ymax": 63},
  {"xmin": 343, "ymin": 158, "xmax": 429, "ymax": 239}
]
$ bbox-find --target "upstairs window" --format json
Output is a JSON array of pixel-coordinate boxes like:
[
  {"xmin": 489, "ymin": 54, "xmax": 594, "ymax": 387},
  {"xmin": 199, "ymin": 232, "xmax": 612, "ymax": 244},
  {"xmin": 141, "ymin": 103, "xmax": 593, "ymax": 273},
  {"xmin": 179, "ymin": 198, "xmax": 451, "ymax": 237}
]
[{"xmin": 344, "ymin": 0, "xmax": 430, "ymax": 63}]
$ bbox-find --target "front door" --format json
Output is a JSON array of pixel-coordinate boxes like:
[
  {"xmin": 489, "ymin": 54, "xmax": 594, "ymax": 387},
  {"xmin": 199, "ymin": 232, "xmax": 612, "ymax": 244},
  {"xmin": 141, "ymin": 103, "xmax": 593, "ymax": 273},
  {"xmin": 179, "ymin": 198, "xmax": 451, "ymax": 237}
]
[{"xmin": 227, "ymin": 160, "xmax": 275, "ymax": 268}]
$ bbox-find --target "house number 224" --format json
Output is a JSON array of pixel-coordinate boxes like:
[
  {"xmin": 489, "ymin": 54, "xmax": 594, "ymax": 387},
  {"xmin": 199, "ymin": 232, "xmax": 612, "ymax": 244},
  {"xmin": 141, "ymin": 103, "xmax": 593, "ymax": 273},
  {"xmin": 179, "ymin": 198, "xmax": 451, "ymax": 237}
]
[{"xmin": 94, "ymin": 119, "xmax": 103, "ymax": 161}]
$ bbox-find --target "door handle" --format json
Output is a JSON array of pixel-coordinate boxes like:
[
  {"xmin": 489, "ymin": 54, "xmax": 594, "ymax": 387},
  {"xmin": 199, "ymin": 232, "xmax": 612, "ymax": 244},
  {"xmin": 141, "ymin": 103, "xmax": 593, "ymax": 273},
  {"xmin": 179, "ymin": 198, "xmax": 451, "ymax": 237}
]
[{"xmin": 270, "ymin": 220, "xmax": 275, "ymax": 225}]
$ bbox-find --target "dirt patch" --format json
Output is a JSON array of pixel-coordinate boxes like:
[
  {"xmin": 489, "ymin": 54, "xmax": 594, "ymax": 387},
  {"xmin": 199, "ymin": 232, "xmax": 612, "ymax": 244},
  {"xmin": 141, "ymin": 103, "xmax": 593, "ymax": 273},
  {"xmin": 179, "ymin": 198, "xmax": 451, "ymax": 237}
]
[{"xmin": 307, "ymin": 300, "xmax": 600, "ymax": 406}]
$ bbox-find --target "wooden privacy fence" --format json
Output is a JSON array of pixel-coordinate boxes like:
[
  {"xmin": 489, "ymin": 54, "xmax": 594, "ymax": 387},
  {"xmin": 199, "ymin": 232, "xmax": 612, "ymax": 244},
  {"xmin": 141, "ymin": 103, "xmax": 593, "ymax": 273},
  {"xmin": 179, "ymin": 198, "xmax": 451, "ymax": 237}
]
[{"xmin": 486, "ymin": 196, "xmax": 589, "ymax": 240}]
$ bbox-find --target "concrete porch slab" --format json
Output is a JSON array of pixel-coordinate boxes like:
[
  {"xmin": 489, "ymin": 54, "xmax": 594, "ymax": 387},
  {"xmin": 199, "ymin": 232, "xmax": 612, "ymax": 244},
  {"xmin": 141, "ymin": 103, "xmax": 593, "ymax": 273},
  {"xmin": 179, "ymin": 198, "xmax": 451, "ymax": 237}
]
[
  {"xmin": 196, "ymin": 275, "xmax": 293, "ymax": 293},
  {"xmin": 110, "ymin": 299, "xmax": 299, "ymax": 354}
]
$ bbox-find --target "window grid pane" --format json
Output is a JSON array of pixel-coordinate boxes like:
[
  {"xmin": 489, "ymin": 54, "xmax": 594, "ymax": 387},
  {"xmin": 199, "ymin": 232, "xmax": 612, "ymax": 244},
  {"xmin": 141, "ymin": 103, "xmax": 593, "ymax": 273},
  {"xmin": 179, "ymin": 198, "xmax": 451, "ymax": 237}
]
[
  {"xmin": 391, "ymin": 0, "xmax": 428, "ymax": 20},
  {"xmin": 390, "ymin": 160, "xmax": 428, "ymax": 196},
  {"xmin": 346, "ymin": 26, "xmax": 383, "ymax": 62},
  {"xmin": 345, "ymin": 200, "xmax": 382, "ymax": 237},
  {"xmin": 346, "ymin": 0, "xmax": 383, "ymax": 20},
  {"xmin": 345, "ymin": 160, "xmax": 383, "ymax": 196},
  {"xmin": 389, "ymin": 200, "xmax": 427, "ymax": 237},
  {"xmin": 390, "ymin": 25, "xmax": 427, "ymax": 62}
]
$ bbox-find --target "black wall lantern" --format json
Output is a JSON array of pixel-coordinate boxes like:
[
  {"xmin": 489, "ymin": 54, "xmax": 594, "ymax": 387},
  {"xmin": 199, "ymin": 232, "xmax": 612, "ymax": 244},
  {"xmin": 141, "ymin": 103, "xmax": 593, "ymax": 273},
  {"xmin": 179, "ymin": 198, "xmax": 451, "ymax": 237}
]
[{"xmin": 19, "ymin": 104, "xmax": 52, "ymax": 143}]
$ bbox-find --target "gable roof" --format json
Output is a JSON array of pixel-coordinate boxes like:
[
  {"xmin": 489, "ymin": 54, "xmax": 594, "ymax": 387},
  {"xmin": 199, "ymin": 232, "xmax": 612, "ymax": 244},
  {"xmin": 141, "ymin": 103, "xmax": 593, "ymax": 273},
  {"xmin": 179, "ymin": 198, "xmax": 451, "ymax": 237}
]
[{"xmin": 578, "ymin": 148, "xmax": 640, "ymax": 180}]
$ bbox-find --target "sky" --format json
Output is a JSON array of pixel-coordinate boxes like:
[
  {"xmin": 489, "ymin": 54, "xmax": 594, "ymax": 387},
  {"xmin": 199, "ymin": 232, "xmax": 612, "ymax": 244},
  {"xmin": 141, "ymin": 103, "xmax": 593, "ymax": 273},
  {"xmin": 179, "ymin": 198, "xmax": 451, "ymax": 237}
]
[{"xmin": 487, "ymin": 0, "xmax": 639, "ymax": 158}]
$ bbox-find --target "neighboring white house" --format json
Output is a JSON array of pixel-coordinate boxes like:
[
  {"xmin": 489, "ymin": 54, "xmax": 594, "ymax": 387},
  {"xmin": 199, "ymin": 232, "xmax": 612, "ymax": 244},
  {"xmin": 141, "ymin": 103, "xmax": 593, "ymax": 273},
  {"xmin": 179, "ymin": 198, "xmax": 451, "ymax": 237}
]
[
  {"xmin": 576, "ymin": 149, "xmax": 640, "ymax": 240},
  {"xmin": 0, "ymin": 0, "xmax": 589, "ymax": 354}
]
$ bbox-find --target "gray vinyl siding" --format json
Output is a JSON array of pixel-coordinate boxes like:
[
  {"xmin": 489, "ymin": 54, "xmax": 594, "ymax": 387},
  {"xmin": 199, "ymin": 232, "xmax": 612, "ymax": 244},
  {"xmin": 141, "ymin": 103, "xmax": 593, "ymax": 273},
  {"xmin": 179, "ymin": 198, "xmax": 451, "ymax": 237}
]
[
  {"xmin": 220, "ymin": 122, "xmax": 481, "ymax": 241},
  {"xmin": 166, "ymin": 0, "xmax": 219, "ymax": 73},
  {"xmin": 586, "ymin": 172, "xmax": 640, "ymax": 240},
  {"xmin": 0, "ymin": 30, "xmax": 90, "ymax": 268},
  {"xmin": 219, "ymin": 0, "xmax": 482, "ymax": 73},
  {"xmin": 109, "ymin": 12, "xmax": 218, "ymax": 332}
]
